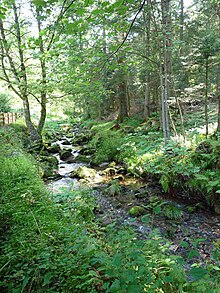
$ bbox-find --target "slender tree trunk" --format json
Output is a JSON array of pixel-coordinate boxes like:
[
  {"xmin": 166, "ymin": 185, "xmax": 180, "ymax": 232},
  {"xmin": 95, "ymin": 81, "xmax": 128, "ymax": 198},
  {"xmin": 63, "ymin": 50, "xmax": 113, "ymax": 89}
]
[
  {"xmin": 23, "ymin": 96, "xmax": 41, "ymax": 141},
  {"xmin": 217, "ymin": 69, "xmax": 220, "ymax": 132},
  {"xmin": 160, "ymin": 0, "xmax": 171, "ymax": 143},
  {"xmin": 13, "ymin": 3, "xmax": 41, "ymax": 142},
  {"xmin": 217, "ymin": 93, "xmax": 220, "ymax": 132},
  {"xmin": 205, "ymin": 57, "xmax": 209, "ymax": 137},
  {"xmin": 116, "ymin": 50, "xmax": 128, "ymax": 122},
  {"xmin": 118, "ymin": 75, "xmax": 128, "ymax": 122},
  {"xmin": 179, "ymin": 0, "xmax": 184, "ymax": 56},
  {"xmin": 36, "ymin": 9, "xmax": 47, "ymax": 135},
  {"xmin": 144, "ymin": 0, "xmax": 151, "ymax": 119}
]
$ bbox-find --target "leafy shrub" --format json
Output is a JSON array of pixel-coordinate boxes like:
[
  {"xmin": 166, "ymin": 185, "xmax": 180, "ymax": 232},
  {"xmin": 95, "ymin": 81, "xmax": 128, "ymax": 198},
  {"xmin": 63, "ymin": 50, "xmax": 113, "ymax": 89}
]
[{"xmin": 0, "ymin": 93, "xmax": 12, "ymax": 112}]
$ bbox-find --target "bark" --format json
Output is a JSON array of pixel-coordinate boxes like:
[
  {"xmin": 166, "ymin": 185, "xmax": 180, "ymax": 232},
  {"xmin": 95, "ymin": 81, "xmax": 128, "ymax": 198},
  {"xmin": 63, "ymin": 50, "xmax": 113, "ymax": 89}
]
[
  {"xmin": 143, "ymin": 0, "xmax": 151, "ymax": 119},
  {"xmin": 217, "ymin": 94, "xmax": 220, "ymax": 132},
  {"xmin": 116, "ymin": 45, "xmax": 128, "ymax": 122},
  {"xmin": 117, "ymin": 74, "xmax": 129, "ymax": 122},
  {"xmin": 160, "ymin": 0, "xmax": 171, "ymax": 143},
  {"xmin": 0, "ymin": 4, "xmax": 41, "ymax": 142},
  {"xmin": 179, "ymin": 0, "xmax": 184, "ymax": 56},
  {"xmin": 205, "ymin": 57, "xmax": 209, "ymax": 137},
  {"xmin": 36, "ymin": 9, "xmax": 47, "ymax": 135},
  {"xmin": 217, "ymin": 69, "xmax": 220, "ymax": 132},
  {"xmin": 23, "ymin": 96, "xmax": 41, "ymax": 142}
]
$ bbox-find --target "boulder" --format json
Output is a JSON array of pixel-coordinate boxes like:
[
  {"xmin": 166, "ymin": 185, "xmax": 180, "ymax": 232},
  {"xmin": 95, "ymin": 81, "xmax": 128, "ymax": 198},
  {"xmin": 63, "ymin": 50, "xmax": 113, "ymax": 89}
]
[
  {"xmin": 60, "ymin": 149, "xmax": 72, "ymax": 160},
  {"xmin": 38, "ymin": 155, "xmax": 59, "ymax": 179},
  {"xmin": 62, "ymin": 139, "xmax": 71, "ymax": 145},
  {"xmin": 69, "ymin": 166, "xmax": 97, "ymax": 180},
  {"xmin": 101, "ymin": 167, "xmax": 116, "ymax": 176},
  {"xmin": 74, "ymin": 154, "xmax": 91, "ymax": 163},
  {"xmin": 48, "ymin": 144, "xmax": 61, "ymax": 154}
]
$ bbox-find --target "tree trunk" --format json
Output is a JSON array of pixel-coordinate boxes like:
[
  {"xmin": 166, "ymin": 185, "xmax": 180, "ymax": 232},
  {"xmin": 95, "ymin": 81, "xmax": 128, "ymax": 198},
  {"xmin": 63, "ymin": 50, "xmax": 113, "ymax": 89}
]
[
  {"xmin": 205, "ymin": 57, "xmax": 209, "ymax": 137},
  {"xmin": 36, "ymin": 9, "xmax": 47, "ymax": 135},
  {"xmin": 144, "ymin": 0, "xmax": 151, "ymax": 119},
  {"xmin": 217, "ymin": 69, "xmax": 220, "ymax": 132},
  {"xmin": 179, "ymin": 0, "xmax": 184, "ymax": 56},
  {"xmin": 217, "ymin": 94, "xmax": 220, "ymax": 132},
  {"xmin": 23, "ymin": 96, "xmax": 41, "ymax": 142},
  {"xmin": 160, "ymin": 0, "xmax": 171, "ymax": 143},
  {"xmin": 118, "ymin": 76, "xmax": 128, "ymax": 122}
]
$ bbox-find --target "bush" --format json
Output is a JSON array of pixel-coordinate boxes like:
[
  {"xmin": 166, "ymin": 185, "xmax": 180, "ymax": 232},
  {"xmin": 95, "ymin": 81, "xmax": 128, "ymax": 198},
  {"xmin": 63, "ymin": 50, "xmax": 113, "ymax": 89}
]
[{"xmin": 0, "ymin": 93, "xmax": 12, "ymax": 112}]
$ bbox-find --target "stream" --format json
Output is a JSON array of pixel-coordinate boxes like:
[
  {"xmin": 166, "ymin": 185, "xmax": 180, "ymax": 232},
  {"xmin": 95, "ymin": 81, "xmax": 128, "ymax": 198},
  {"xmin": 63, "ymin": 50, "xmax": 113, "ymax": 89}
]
[{"xmin": 46, "ymin": 132, "xmax": 220, "ymax": 271}]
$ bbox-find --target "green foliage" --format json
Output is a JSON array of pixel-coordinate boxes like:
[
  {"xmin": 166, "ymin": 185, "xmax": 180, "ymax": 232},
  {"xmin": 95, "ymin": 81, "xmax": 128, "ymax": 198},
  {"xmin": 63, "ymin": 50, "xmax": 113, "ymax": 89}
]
[
  {"xmin": 1, "ymin": 121, "xmax": 220, "ymax": 292},
  {"xmin": 0, "ymin": 93, "xmax": 12, "ymax": 112},
  {"xmin": 163, "ymin": 204, "xmax": 183, "ymax": 220},
  {"xmin": 89, "ymin": 127, "xmax": 124, "ymax": 164},
  {"xmin": 106, "ymin": 179, "xmax": 122, "ymax": 196}
]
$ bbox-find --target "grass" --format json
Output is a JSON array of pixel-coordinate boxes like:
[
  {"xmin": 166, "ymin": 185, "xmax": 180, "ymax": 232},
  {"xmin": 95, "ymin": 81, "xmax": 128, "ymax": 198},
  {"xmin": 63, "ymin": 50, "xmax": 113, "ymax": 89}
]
[{"xmin": 0, "ymin": 122, "xmax": 220, "ymax": 292}]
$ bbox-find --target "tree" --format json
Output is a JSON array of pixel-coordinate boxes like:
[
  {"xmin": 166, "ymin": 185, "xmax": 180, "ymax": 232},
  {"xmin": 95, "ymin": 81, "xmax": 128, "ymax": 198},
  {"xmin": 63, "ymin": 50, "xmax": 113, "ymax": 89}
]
[{"xmin": 0, "ymin": 0, "xmax": 74, "ymax": 142}]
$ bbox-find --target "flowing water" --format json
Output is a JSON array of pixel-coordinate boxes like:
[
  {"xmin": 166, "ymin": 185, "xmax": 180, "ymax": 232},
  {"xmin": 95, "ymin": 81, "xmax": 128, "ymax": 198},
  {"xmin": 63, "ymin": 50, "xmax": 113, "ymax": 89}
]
[{"xmin": 47, "ymin": 134, "xmax": 220, "ymax": 269}]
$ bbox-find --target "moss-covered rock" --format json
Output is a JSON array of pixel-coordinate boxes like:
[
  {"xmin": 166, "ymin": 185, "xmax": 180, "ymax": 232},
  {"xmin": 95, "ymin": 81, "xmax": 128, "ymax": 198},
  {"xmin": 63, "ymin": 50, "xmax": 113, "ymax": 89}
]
[
  {"xmin": 38, "ymin": 155, "xmax": 59, "ymax": 179},
  {"xmin": 74, "ymin": 155, "xmax": 91, "ymax": 163},
  {"xmin": 59, "ymin": 149, "xmax": 72, "ymax": 160},
  {"xmin": 69, "ymin": 166, "xmax": 97, "ymax": 180},
  {"xmin": 101, "ymin": 167, "xmax": 116, "ymax": 176},
  {"xmin": 48, "ymin": 144, "xmax": 61, "ymax": 154}
]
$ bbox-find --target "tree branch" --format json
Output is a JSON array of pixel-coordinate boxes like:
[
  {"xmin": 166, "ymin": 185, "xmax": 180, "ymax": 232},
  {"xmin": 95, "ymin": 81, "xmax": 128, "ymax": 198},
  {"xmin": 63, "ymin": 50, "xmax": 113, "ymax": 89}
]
[
  {"xmin": 103, "ymin": 0, "xmax": 147, "ymax": 66},
  {"xmin": 47, "ymin": 0, "xmax": 76, "ymax": 51}
]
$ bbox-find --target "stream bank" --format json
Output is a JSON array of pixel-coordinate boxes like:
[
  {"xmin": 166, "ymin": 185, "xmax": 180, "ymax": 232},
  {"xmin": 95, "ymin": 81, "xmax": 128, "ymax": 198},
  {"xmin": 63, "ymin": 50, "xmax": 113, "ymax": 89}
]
[{"xmin": 45, "ymin": 126, "xmax": 220, "ymax": 273}]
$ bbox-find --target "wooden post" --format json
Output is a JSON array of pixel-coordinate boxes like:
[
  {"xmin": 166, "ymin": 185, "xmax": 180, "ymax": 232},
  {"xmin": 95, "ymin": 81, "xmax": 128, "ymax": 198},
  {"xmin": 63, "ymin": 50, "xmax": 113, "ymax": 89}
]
[{"xmin": 0, "ymin": 113, "xmax": 4, "ymax": 125}]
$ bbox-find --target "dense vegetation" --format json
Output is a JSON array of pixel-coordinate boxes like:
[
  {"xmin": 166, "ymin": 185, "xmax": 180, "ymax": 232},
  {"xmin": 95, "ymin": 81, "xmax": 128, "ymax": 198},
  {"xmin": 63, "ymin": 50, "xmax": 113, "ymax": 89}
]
[
  {"xmin": 0, "ymin": 0, "xmax": 220, "ymax": 292},
  {"xmin": 0, "ymin": 120, "xmax": 220, "ymax": 292}
]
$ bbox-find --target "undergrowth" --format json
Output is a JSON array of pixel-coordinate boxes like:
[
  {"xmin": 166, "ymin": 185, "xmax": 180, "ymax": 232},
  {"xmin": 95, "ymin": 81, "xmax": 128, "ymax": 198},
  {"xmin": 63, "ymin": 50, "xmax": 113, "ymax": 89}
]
[
  {"xmin": 83, "ymin": 117, "xmax": 220, "ymax": 213},
  {"xmin": 1, "ymin": 123, "xmax": 219, "ymax": 292}
]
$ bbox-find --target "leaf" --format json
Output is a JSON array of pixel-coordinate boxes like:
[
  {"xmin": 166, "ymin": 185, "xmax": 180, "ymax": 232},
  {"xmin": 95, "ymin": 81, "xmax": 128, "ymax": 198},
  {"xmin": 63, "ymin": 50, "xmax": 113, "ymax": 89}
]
[
  {"xmin": 180, "ymin": 241, "xmax": 189, "ymax": 248},
  {"xmin": 110, "ymin": 279, "xmax": 120, "ymax": 290},
  {"xmin": 113, "ymin": 254, "xmax": 121, "ymax": 266},
  {"xmin": 153, "ymin": 205, "xmax": 162, "ymax": 215},
  {"xmin": 189, "ymin": 267, "xmax": 207, "ymax": 281},
  {"xmin": 141, "ymin": 214, "xmax": 150, "ymax": 224},
  {"xmin": 127, "ymin": 284, "xmax": 141, "ymax": 292},
  {"xmin": 187, "ymin": 249, "xmax": 200, "ymax": 259}
]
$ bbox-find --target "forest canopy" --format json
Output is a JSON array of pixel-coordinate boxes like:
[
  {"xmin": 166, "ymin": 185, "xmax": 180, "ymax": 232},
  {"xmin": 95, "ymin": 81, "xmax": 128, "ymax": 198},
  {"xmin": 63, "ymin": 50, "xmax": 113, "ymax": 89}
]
[{"xmin": 0, "ymin": 0, "xmax": 220, "ymax": 142}]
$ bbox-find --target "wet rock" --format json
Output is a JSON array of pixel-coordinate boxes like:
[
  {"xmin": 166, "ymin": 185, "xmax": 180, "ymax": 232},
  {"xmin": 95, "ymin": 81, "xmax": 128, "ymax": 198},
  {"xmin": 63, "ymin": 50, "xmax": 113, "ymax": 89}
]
[
  {"xmin": 38, "ymin": 155, "xmax": 59, "ymax": 179},
  {"xmin": 71, "ymin": 132, "xmax": 91, "ymax": 145},
  {"xmin": 60, "ymin": 149, "xmax": 72, "ymax": 160},
  {"xmin": 113, "ymin": 175, "xmax": 124, "ymax": 181},
  {"xmin": 69, "ymin": 166, "xmax": 97, "ymax": 180},
  {"xmin": 108, "ymin": 161, "xmax": 116, "ymax": 168},
  {"xmin": 99, "ymin": 162, "xmax": 109, "ymax": 168},
  {"xmin": 65, "ymin": 156, "xmax": 76, "ymax": 164},
  {"xmin": 79, "ymin": 146, "xmax": 96, "ymax": 156},
  {"xmin": 74, "ymin": 154, "xmax": 91, "ymax": 163},
  {"xmin": 62, "ymin": 139, "xmax": 71, "ymax": 145},
  {"xmin": 117, "ymin": 167, "xmax": 127, "ymax": 175},
  {"xmin": 101, "ymin": 167, "xmax": 116, "ymax": 176},
  {"xmin": 128, "ymin": 206, "xmax": 146, "ymax": 217},
  {"xmin": 48, "ymin": 144, "xmax": 61, "ymax": 154}
]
